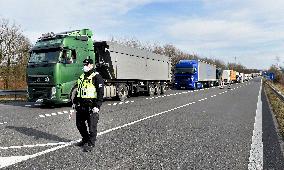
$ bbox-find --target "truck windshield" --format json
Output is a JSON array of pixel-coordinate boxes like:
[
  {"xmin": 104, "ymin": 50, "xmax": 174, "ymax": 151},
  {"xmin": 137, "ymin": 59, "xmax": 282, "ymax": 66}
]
[
  {"xmin": 175, "ymin": 67, "xmax": 195, "ymax": 74},
  {"xmin": 29, "ymin": 51, "xmax": 60, "ymax": 63}
]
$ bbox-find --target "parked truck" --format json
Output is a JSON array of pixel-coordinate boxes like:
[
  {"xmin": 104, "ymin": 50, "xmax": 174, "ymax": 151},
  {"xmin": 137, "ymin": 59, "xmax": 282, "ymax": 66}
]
[
  {"xmin": 174, "ymin": 60, "xmax": 217, "ymax": 89},
  {"xmin": 222, "ymin": 70, "xmax": 231, "ymax": 84},
  {"xmin": 26, "ymin": 29, "xmax": 171, "ymax": 104}
]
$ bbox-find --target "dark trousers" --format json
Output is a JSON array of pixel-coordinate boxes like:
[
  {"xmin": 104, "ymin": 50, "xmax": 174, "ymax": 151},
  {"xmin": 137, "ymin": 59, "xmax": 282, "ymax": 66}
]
[{"xmin": 76, "ymin": 106, "xmax": 99, "ymax": 145}]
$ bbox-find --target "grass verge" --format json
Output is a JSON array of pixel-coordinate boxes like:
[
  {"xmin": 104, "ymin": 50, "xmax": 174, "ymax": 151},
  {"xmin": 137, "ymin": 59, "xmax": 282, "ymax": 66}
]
[{"xmin": 264, "ymin": 81, "xmax": 284, "ymax": 137}]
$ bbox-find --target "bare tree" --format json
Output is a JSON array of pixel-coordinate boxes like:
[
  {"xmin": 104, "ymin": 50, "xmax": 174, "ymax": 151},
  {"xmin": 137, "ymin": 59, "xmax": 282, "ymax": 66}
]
[{"xmin": 0, "ymin": 18, "xmax": 31, "ymax": 89}]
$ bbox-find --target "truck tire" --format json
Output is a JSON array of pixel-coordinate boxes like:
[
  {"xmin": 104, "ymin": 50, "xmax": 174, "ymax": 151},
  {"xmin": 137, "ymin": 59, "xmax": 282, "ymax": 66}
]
[
  {"xmin": 155, "ymin": 84, "xmax": 161, "ymax": 95},
  {"xmin": 161, "ymin": 84, "xmax": 166, "ymax": 94},
  {"xmin": 147, "ymin": 84, "xmax": 155, "ymax": 96},
  {"xmin": 117, "ymin": 84, "xmax": 128, "ymax": 101}
]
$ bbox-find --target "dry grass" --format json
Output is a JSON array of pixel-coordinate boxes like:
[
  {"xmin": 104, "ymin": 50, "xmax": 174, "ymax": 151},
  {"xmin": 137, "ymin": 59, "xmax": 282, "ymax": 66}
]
[{"xmin": 264, "ymin": 81, "xmax": 284, "ymax": 137}]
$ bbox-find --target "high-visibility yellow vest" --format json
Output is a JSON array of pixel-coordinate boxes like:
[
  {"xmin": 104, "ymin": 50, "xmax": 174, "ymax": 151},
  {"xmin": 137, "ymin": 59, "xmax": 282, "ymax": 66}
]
[{"xmin": 77, "ymin": 72, "xmax": 97, "ymax": 99}]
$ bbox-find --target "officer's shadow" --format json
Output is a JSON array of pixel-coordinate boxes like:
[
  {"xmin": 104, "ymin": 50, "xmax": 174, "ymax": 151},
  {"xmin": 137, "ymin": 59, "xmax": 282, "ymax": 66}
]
[{"xmin": 6, "ymin": 126, "xmax": 70, "ymax": 142}]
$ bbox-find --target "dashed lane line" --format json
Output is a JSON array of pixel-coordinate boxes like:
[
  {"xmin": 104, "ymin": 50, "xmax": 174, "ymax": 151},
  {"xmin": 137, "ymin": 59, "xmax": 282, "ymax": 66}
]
[{"xmin": 0, "ymin": 122, "xmax": 8, "ymax": 125}]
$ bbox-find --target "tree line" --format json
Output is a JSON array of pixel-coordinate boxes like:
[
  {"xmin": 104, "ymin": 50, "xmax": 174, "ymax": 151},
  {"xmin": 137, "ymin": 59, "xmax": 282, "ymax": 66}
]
[
  {"xmin": 0, "ymin": 17, "xmax": 275, "ymax": 90},
  {"xmin": 110, "ymin": 37, "xmax": 260, "ymax": 74}
]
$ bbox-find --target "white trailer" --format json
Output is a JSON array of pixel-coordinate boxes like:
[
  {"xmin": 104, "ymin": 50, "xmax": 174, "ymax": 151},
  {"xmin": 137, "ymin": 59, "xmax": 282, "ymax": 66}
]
[{"xmin": 94, "ymin": 41, "xmax": 172, "ymax": 101}]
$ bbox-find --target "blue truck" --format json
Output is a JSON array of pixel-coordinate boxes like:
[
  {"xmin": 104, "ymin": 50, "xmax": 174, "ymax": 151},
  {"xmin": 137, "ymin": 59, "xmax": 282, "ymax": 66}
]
[{"xmin": 174, "ymin": 60, "xmax": 218, "ymax": 89}]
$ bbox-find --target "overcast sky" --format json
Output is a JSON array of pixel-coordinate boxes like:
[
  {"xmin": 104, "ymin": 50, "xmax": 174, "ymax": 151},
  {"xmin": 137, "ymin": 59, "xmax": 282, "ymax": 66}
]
[{"xmin": 1, "ymin": 0, "xmax": 284, "ymax": 69}]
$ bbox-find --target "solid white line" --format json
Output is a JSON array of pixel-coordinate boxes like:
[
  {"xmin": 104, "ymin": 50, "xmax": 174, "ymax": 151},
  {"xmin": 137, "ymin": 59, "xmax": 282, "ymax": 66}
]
[{"xmin": 248, "ymin": 79, "xmax": 263, "ymax": 169}]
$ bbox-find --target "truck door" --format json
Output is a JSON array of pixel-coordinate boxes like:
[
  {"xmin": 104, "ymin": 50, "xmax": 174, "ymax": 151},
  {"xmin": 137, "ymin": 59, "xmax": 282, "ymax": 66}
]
[{"xmin": 60, "ymin": 49, "xmax": 78, "ymax": 94}]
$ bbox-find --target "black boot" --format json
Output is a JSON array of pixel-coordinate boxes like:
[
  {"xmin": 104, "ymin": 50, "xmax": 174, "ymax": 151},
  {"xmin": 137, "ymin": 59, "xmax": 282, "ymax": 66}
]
[
  {"xmin": 75, "ymin": 140, "xmax": 86, "ymax": 147},
  {"xmin": 82, "ymin": 143, "xmax": 94, "ymax": 152}
]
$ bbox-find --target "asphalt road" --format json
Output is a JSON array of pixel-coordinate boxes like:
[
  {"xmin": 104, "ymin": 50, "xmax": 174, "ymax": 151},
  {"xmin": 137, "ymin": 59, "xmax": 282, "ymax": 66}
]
[{"xmin": 0, "ymin": 78, "xmax": 283, "ymax": 169}]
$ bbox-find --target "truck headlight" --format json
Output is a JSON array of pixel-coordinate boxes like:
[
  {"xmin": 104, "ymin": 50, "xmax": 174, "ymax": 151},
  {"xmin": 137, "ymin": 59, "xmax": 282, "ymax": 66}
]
[{"xmin": 51, "ymin": 87, "xmax": 56, "ymax": 98}]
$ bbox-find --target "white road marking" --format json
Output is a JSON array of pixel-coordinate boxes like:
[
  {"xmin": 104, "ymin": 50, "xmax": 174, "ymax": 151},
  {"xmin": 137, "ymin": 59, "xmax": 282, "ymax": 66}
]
[
  {"xmin": 63, "ymin": 111, "xmax": 68, "ymax": 114},
  {"xmin": 51, "ymin": 113, "xmax": 57, "ymax": 116},
  {"xmin": 107, "ymin": 103, "xmax": 112, "ymax": 106},
  {"xmin": 24, "ymin": 105, "xmax": 31, "ymax": 107},
  {"xmin": 119, "ymin": 102, "xmax": 123, "ymax": 105},
  {"xmin": 113, "ymin": 103, "xmax": 117, "ymax": 105},
  {"xmin": 57, "ymin": 112, "xmax": 63, "ymax": 115},
  {"xmin": 39, "ymin": 115, "xmax": 45, "ymax": 118},
  {"xmin": 248, "ymin": 79, "xmax": 263, "ymax": 170},
  {"xmin": 44, "ymin": 114, "xmax": 51, "ymax": 117},
  {"xmin": 0, "ymin": 122, "xmax": 7, "ymax": 125},
  {"xmin": 0, "ymin": 95, "xmax": 204, "ymax": 168},
  {"xmin": 130, "ymin": 101, "xmax": 134, "ymax": 103},
  {"xmin": 146, "ymin": 98, "xmax": 149, "ymax": 100},
  {"xmin": 34, "ymin": 104, "xmax": 41, "ymax": 106},
  {"xmin": 125, "ymin": 101, "xmax": 130, "ymax": 103}
]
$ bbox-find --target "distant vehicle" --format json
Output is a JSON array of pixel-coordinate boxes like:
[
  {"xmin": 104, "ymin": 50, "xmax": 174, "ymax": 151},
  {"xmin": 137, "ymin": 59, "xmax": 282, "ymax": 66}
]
[
  {"xmin": 231, "ymin": 70, "xmax": 237, "ymax": 83},
  {"xmin": 26, "ymin": 29, "xmax": 172, "ymax": 104},
  {"xmin": 244, "ymin": 74, "xmax": 250, "ymax": 81},
  {"xmin": 222, "ymin": 70, "xmax": 235, "ymax": 84},
  {"xmin": 239, "ymin": 73, "xmax": 244, "ymax": 83},
  {"xmin": 236, "ymin": 72, "xmax": 240, "ymax": 82},
  {"xmin": 174, "ymin": 60, "xmax": 217, "ymax": 89}
]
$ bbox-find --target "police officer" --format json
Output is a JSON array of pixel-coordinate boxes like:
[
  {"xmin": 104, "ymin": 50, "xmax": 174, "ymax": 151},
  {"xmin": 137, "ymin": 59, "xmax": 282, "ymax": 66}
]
[{"xmin": 72, "ymin": 58, "xmax": 104, "ymax": 152}]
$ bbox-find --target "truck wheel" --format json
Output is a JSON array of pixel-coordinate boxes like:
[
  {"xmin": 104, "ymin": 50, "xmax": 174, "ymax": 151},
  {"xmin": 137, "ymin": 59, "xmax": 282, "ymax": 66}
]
[
  {"xmin": 155, "ymin": 84, "xmax": 161, "ymax": 95},
  {"xmin": 161, "ymin": 84, "xmax": 166, "ymax": 94},
  {"xmin": 147, "ymin": 84, "xmax": 155, "ymax": 96},
  {"xmin": 70, "ymin": 87, "xmax": 77, "ymax": 105},
  {"xmin": 117, "ymin": 84, "xmax": 128, "ymax": 101}
]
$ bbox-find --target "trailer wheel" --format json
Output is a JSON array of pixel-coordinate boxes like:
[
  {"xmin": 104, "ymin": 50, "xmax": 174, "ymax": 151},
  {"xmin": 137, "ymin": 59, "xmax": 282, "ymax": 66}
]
[
  {"xmin": 147, "ymin": 84, "xmax": 155, "ymax": 96},
  {"xmin": 117, "ymin": 84, "xmax": 128, "ymax": 101},
  {"xmin": 155, "ymin": 84, "xmax": 161, "ymax": 95},
  {"xmin": 161, "ymin": 84, "xmax": 166, "ymax": 94}
]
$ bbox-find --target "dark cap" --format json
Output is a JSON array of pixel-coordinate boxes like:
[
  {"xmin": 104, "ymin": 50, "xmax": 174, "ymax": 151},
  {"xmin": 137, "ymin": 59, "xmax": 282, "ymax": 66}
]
[{"xmin": 83, "ymin": 58, "xmax": 93, "ymax": 65}]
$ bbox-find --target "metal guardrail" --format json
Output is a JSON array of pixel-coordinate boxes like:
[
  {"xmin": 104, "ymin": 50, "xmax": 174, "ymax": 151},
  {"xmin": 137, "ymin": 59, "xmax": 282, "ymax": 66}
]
[
  {"xmin": 266, "ymin": 82, "xmax": 284, "ymax": 102},
  {"xmin": 0, "ymin": 90, "xmax": 27, "ymax": 100}
]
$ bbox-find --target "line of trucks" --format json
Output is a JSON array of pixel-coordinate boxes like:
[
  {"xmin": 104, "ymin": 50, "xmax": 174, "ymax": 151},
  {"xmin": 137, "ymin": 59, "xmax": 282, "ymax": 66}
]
[{"xmin": 26, "ymin": 29, "xmax": 257, "ymax": 104}]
